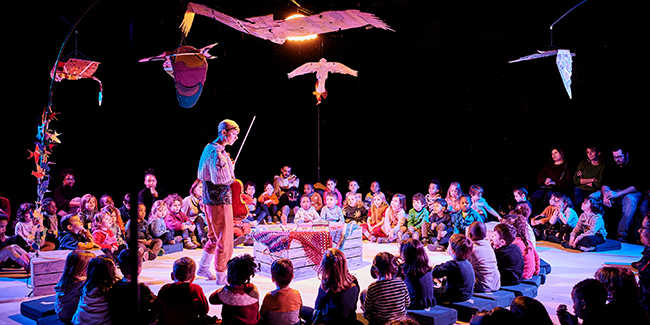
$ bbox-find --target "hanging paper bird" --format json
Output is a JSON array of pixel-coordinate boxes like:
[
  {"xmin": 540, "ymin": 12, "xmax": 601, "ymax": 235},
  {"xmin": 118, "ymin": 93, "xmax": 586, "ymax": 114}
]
[
  {"xmin": 139, "ymin": 43, "xmax": 217, "ymax": 109},
  {"xmin": 180, "ymin": 2, "xmax": 393, "ymax": 45},
  {"xmin": 509, "ymin": 49, "xmax": 575, "ymax": 99},
  {"xmin": 288, "ymin": 58, "xmax": 358, "ymax": 104},
  {"xmin": 50, "ymin": 58, "xmax": 103, "ymax": 105}
]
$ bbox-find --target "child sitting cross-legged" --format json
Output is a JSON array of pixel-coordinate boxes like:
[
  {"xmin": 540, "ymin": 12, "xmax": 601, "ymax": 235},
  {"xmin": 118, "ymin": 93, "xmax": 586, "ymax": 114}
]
[
  {"xmin": 164, "ymin": 194, "xmax": 198, "ymax": 249},
  {"xmin": 125, "ymin": 203, "xmax": 162, "ymax": 261},
  {"xmin": 343, "ymin": 193, "xmax": 368, "ymax": 225},
  {"xmin": 0, "ymin": 215, "xmax": 31, "ymax": 273},
  {"xmin": 320, "ymin": 191, "xmax": 344, "ymax": 223},
  {"xmin": 427, "ymin": 198, "xmax": 453, "ymax": 251},
  {"xmin": 469, "ymin": 185, "xmax": 501, "ymax": 222},
  {"xmin": 403, "ymin": 193, "xmax": 429, "ymax": 242},
  {"xmin": 431, "ymin": 233, "xmax": 475, "ymax": 303},
  {"xmin": 564, "ymin": 197, "xmax": 607, "ymax": 252},
  {"xmin": 58, "ymin": 214, "xmax": 101, "ymax": 251},
  {"xmin": 260, "ymin": 259, "xmax": 303, "ymax": 325},
  {"xmin": 209, "ymin": 254, "xmax": 260, "ymax": 325},
  {"xmin": 363, "ymin": 193, "xmax": 388, "ymax": 242},
  {"xmin": 148, "ymin": 200, "xmax": 177, "ymax": 245},
  {"xmin": 382, "ymin": 194, "xmax": 407, "ymax": 243},
  {"xmin": 295, "ymin": 195, "xmax": 322, "ymax": 224},
  {"xmin": 362, "ymin": 252, "xmax": 410, "ymax": 325},
  {"xmin": 91, "ymin": 211, "xmax": 120, "ymax": 262},
  {"xmin": 154, "ymin": 256, "xmax": 210, "ymax": 325},
  {"xmin": 453, "ymin": 194, "xmax": 481, "ymax": 236}
]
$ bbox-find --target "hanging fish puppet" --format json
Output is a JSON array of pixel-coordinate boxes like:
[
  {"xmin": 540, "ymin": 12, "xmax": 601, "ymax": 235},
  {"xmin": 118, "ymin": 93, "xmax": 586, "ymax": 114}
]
[
  {"xmin": 179, "ymin": 2, "xmax": 393, "ymax": 44},
  {"xmin": 50, "ymin": 58, "xmax": 103, "ymax": 105},
  {"xmin": 288, "ymin": 58, "xmax": 358, "ymax": 104},
  {"xmin": 509, "ymin": 49, "xmax": 575, "ymax": 99},
  {"xmin": 139, "ymin": 43, "xmax": 217, "ymax": 109}
]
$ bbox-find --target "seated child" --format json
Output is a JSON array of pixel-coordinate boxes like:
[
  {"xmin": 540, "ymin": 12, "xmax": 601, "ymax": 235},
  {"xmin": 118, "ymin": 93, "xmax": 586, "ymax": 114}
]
[
  {"xmin": 501, "ymin": 215, "xmax": 540, "ymax": 280},
  {"xmin": 343, "ymin": 193, "xmax": 368, "ymax": 224},
  {"xmin": 399, "ymin": 238, "xmax": 435, "ymax": 309},
  {"xmin": 512, "ymin": 187, "xmax": 533, "ymax": 214},
  {"xmin": 259, "ymin": 182, "xmax": 280, "ymax": 223},
  {"xmin": 556, "ymin": 279, "xmax": 613, "ymax": 325},
  {"xmin": 15, "ymin": 203, "xmax": 55, "ymax": 251},
  {"xmin": 344, "ymin": 180, "xmax": 360, "ymax": 203},
  {"xmin": 536, "ymin": 193, "xmax": 578, "ymax": 243},
  {"xmin": 491, "ymin": 223, "xmax": 524, "ymax": 286},
  {"xmin": 72, "ymin": 255, "xmax": 119, "ymax": 325},
  {"xmin": 431, "ymin": 234, "xmax": 475, "ymax": 302},
  {"xmin": 301, "ymin": 248, "xmax": 360, "ymax": 324},
  {"xmin": 511, "ymin": 203, "xmax": 537, "ymax": 248},
  {"xmin": 243, "ymin": 181, "xmax": 268, "ymax": 224},
  {"xmin": 58, "ymin": 214, "xmax": 101, "ymax": 251},
  {"xmin": 304, "ymin": 183, "xmax": 323, "ymax": 212},
  {"xmin": 445, "ymin": 182, "xmax": 464, "ymax": 214},
  {"xmin": 364, "ymin": 181, "xmax": 382, "ymax": 210},
  {"xmin": 453, "ymin": 194, "xmax": 481, "ymax": 236},
  {"xmin": 594, "ymin": 266, "xmax": 648, "ymax": 324},
  {"xmin": 362, "ymin": 252, "xmax": 410, "ymax": 325},
  {"xmin": 469, "ymin": 185, "xmax": 501, "ymax": 222},
  {"xmin": 467, "ymin": 221, "xmax": 501, "ymax": 293},
  {"xmin": 101, "ymin": 206, "xmax": 126, "ymax": 251},
  {"xmin": 164, "ymin": 194, "xmax": 198, "ymax": 249},
  {"xmin": 278, "ymin": 187, "xmax": 300, "ymax": 224},
  {"xmin": 382, "ymin": 194, "xmax": 407, "ymax": 243},
  {"xmin": 91, "ymin": 211, "xmax": 120, "ymax": 262},
  {"xmin": 295, "ymin": 195, "xmax": 322, "ymax": 224},
  {"xmin": 0, "ymin": 215, "xmax": 30, "ymax": 273},
  {"xmin": 108, "ymin": 249, "xmax": 157, "ymax": 325},
  {"xmin": 209, "ymin": 254, "xmax": 260, "ymax": 325},
  {"xmin": 320, "ymin": 191, "xmax": 344, "ymax": 223},
  {"xmin": 427, "ymin": 198, "xmax": 453, "ymax": 251},
  {"xmin": 425, "ymin": 179, "xmax": 443, "ymax": 212},
  {"xmin": 260, "ymin": 259, "xmax": 303, "ymax": 325},
  {"xmin": 566, "ymin": 197, "xmax": 607, "ymax": 252},
  {"xmin": 510, "ymin": 296, "xmax": 554, "ymax": 325},
  {"xmin": 77, "ymin": 194, "xmax": 99, "ymax": 230},
  {"xmin": 148, "ymin": 200, "xmax": 176, "ymax": 245},
  {"xmin": 41, "ymin": 198, "xmax": 60, "ymax": 248},
  {"xmin": 325, "ymin": 178, "xmax": 343, "ymax": 208},
  {"xmin": 154, "ymin": 256, "xmax": 210, "ymax": 325},
  {"xmin": 403, "ymin": 193, "xmax": 429, "ymax": 242},
  {"xmin": 364, "ymin": 193, "xmax": 388, "ymax": 242},
  {"xmin": 55, "ymin": 250, "xmax": 94, "ymax": 323},
  {"xmin": 125, "ymin": 203, "xmax": 162, "ymax": 261}
]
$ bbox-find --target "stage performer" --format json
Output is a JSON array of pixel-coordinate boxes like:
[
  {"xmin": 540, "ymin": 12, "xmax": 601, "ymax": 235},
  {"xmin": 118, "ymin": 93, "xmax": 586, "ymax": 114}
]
[{"xmin": 196, "ymin": 119, "xmax": 240, "ymax": 285}]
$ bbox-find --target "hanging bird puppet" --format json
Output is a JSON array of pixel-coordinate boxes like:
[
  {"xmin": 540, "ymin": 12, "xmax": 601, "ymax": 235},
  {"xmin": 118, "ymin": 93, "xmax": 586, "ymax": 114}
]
[
  {"xmin": 509, "ymin": 49, "xmax": 575, "ymax": 99},
  {"xmin": 288, "ymin": 58, "xmax": 358, "ymax": 105},
  {"xmin": 50, "ymin": 58, "xmax": 103, "ymax": 105},
  {"xmin": 180, "ymin": 2, "xmax": 393, "ymax": 44},
  {"xmin": 139, "ymin": 43, "xmax": 217, "ymax": 108}
]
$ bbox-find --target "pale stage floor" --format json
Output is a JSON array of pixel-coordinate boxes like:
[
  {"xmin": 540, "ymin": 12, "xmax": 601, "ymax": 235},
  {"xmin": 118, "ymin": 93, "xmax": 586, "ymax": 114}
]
[{"xmin": 0, "ymin": 240, "xmax": 644, "ymax": 324}]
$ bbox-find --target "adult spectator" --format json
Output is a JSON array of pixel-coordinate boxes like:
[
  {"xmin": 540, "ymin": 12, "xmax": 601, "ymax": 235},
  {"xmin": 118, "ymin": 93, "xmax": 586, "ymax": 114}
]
[
  {"xmin": 52, "ymin": 168, "xmax": 81, "ymax": 217},
  {"xmin": 573, "ymin": 146, "xmax": 606, "ymax": 211},
  {"xmin": 530, "ymin": 147, "xmax": 572, "ymax": 213},
  {"xmin": 273, "ymin": 165, "xmax": 300, "ymax": 197},
  {"xmin": 137, "ymin": 168, "xmax": 167, "ymax": 216},
  {"xmin": 593, "ymin": 146, "xmax": 644, "ymax": 242}
]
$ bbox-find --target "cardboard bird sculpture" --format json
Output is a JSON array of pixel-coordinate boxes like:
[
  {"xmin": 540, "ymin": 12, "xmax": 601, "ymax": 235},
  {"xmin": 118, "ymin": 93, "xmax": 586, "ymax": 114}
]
[{"xmin": 288, "ymin": 58, "xmax": 358, "ymax": 104}]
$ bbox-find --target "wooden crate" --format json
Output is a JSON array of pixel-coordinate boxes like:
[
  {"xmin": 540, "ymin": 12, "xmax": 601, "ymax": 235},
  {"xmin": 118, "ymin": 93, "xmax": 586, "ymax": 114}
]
[
  {"xmin": 30, "ymin": 249, "xmax": 103, "ymax": 297},
  {"xmin": 254, "ymin": 225, "xmax": 363, "ymax": 280}
]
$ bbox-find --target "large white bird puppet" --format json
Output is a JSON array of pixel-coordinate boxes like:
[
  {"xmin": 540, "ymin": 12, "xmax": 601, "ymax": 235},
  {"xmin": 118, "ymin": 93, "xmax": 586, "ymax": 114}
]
[{"xmin": 288, "ymin": 58, "xmax": 358, "ymax": 104}]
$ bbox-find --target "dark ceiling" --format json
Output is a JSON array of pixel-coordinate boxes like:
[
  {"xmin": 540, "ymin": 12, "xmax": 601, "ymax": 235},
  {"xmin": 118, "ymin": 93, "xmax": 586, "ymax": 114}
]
[{"xmin": 4, "ymin": 0, "xmax": 648, "ymax": 212}]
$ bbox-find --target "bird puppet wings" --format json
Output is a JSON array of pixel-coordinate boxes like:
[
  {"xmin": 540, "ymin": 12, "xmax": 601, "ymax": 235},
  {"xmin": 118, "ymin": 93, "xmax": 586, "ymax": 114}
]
[
  {"xmin": 180, "ymin": 2, "xmax": 393, "ymax": 44},
  {"xmin": 509, "ymin": 49, "xmax": 575, "ymax": 99},
  {"xmin": 139, "ymin": 43, "xmax": 217, "ymax": 108},
  {"xmin": 288, "ymin": 58, "xmax": 358, "ymax": 104}
]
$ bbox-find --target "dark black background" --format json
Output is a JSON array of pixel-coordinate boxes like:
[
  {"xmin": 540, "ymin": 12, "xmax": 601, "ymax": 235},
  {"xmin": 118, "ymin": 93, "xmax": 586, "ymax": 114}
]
[{"xmin": 3, "ymin": 0, "xmax": 647, "ymax": 216}]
